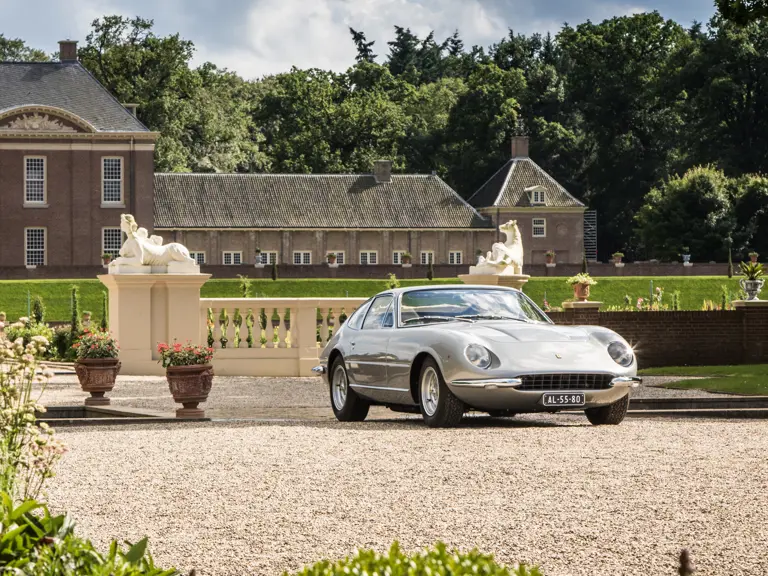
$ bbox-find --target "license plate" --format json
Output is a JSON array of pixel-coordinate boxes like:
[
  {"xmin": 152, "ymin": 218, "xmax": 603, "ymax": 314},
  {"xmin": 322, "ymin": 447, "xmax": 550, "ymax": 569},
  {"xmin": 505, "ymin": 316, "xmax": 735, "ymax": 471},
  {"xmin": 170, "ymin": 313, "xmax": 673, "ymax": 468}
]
[{"xmin": 542, "ymin": 392, "xmax": 585, "ymax": 407}]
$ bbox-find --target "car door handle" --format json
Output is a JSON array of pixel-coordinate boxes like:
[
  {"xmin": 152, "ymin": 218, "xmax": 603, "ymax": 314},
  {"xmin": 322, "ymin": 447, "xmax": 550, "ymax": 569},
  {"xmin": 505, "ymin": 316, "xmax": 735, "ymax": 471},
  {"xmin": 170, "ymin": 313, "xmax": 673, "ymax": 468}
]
[{"xmin": 350, "ymin": 341, "xmax": 356, "ymax": 347}]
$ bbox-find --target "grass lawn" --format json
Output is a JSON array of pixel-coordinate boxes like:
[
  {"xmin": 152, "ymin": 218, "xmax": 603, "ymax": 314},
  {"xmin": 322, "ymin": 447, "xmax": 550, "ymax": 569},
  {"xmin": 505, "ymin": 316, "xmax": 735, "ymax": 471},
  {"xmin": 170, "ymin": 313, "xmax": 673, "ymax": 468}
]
[
  {"xmin": 639, "ymin": 364, "xmax": 768, "ymax": 396},
  {"xmin": 0, "ymin": 275, "xmax": 743, "ymax": 322}
]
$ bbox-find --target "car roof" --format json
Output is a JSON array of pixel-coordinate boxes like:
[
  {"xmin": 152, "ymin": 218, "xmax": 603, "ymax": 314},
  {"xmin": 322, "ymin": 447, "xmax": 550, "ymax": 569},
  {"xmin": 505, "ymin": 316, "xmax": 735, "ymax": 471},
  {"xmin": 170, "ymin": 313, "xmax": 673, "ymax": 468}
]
[{"xmin": 382, "ymin": 284, "xmax": 521, "ymax": 297}]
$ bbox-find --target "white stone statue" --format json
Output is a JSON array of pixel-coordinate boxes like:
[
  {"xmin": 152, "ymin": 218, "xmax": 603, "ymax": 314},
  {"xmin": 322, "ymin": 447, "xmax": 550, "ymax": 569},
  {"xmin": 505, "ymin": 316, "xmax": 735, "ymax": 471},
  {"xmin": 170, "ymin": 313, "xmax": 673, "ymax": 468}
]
[
  {"xmin": 470, "ymin": 220, "xmax": 524, "ymax": 275},
  {"xmin": 109, "ymin": 214, "xmax": 199, "ymax": 274}
]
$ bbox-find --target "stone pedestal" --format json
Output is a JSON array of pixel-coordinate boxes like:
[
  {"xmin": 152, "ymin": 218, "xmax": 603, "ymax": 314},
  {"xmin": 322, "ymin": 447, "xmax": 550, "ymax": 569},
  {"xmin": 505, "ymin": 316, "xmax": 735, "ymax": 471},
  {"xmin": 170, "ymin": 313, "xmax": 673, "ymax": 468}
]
[
  {"xmin": 458, "ymin": 273, "xmax": 530, "ymax": 291},
  {"xmin": 561, "ymin": 301, "xmax": 602, "ymax": 325},
  {"xmin": 561, "ymin": 301, "xmax": 603, "ymax": 310},
  {"xmin": 98, "ymin": 274, "xmax": 210, "ymax": 375}
]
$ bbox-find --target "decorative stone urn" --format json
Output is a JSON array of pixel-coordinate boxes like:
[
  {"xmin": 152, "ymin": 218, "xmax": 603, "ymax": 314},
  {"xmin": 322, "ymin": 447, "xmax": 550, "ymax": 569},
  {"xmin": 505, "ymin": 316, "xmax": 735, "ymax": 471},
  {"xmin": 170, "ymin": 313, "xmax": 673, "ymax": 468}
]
[
  {"xmin": 74, "ymin": 358, "xmax": 121, "ymax": 406},
  {"xmin": 573, "ymin": 283, "xmax": 591, "ymax": 302},
  {"xmin": 740, "ymin": 278, "xmax": 764, "ymax": 301},
  {"xmin": 166, "ymin": 365, "xmax": 214, "ymax": 418},
  {"xmin": 545, "ymin": 252, "xmax": 555, "ymax": 265}
]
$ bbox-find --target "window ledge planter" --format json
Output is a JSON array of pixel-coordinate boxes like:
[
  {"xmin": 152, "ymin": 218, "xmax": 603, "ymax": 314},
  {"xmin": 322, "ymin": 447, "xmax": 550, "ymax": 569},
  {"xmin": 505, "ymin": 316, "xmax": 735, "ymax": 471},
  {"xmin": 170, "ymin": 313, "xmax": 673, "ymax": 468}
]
[
  {"xmin": 327, "ymin": 263, "xmax": 339, "ymax": 268},
  {"xmin": 74, "ymin": 358, "xmax": 121, "ymax": 406},
  {"xmin": 401, "ymin": 263, "xmax": 412, "ymax": 268},
  {"xmin": 545, "ymin": 262, "xmax": 557, "ymax": 268},
  {"xmin": 254, "ymin": 263, "xmax": 265, "ymax": 268},
  {"xmin": 166, "ymin": 364, "xmax": 214, "ymax": 418}
]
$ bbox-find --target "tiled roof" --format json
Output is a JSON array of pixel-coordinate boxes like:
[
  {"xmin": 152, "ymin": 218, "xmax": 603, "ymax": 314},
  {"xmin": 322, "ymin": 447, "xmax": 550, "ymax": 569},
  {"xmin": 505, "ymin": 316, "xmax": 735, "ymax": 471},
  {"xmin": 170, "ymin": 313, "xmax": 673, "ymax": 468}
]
[
  {"xmin": 154, "ymin": 173, "xmax": 494, "ymax": 229},
  {"xmin": 0, "ymin": 62, "xmax": 148, "ymax": 132},
  {"xmin": 467, "ymin": 158, "xmax": 584, "ymax": 209}
]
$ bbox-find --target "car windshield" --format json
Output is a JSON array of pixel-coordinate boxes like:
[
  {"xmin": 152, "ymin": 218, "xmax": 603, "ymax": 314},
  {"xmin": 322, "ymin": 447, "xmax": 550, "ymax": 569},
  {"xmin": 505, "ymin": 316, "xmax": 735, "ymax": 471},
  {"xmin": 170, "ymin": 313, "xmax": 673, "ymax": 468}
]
[{"xmin": 399, "ymin": 289, "xmax": 550, "ymax": 326}]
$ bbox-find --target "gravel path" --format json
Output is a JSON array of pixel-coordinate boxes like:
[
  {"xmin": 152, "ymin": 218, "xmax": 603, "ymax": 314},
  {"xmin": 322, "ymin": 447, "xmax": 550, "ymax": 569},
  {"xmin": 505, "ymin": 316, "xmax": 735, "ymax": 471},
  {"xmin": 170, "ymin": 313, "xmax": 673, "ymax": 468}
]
[{"xmin": 45, "ymin": 418, "xmax": 768, "ymax": 576}]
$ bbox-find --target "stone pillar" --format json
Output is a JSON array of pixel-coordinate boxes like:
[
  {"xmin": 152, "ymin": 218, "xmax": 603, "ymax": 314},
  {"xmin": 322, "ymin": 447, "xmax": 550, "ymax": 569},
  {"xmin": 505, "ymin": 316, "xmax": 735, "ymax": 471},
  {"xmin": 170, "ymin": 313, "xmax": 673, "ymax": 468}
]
[
  {"xmin": 98, "ymin": 273, "xmax": 210, "ymax": 375},
  {"xmin": 296, "ymin": 301, "xmax": 320, "ymax": 376},
  {"xmin": 561, "ymin": 301, "xmax": 602, "ymax": 325},
  {"xmin": 734, "ymin": 300, "xmax": 768, "ymax": 363}
]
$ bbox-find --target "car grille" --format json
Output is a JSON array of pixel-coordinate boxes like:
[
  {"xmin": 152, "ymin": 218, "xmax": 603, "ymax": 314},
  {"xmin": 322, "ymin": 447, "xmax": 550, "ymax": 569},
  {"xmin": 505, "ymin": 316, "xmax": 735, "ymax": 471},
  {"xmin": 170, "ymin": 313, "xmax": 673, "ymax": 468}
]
[{"xmin": 517, "ymin": 373, "xmax": 614, "ymax": 391}]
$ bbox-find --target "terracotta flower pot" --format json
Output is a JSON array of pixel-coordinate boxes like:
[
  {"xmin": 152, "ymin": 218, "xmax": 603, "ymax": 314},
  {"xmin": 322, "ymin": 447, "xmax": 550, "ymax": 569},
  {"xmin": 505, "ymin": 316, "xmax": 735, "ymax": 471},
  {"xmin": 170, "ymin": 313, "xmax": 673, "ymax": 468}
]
[
  {"xmin": 166, "ymin": 364, "xmax": 214, "ymax": 418},
  {"xmin": 750, "ymin": 255, "xmax": 758, "ymax": 263},
  {"xmin": 74, "ymin": 358, "xmax": 121, "ymax": 406},
  {"xmin": 573, "ymin": 283, "xmax": 591, "ymax": 302}
]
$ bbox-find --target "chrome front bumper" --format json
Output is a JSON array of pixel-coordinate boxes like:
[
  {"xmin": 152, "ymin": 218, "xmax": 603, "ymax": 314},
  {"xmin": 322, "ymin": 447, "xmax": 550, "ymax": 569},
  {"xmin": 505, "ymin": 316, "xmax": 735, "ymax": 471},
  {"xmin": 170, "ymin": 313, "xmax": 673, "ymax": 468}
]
[
  {"xmin": 312, "ymin": 365, "xmax": 326, "ymax": 375},
  {"xmin": 451, "ymin": 376, "xmax": 641, "ymax": 389}
]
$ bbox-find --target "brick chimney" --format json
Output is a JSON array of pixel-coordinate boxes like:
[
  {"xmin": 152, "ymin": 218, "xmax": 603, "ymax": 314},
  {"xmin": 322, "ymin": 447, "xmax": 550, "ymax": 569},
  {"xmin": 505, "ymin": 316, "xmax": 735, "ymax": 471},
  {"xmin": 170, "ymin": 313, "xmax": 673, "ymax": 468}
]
[
  {"xmin": 123, "ymin": 103, "xmax": 139, "ymax": 117},
  {"xmin": 511, "ymin": 136, "xmax": 529, "ymax": 158},
  {"xmin": 373, "ymin": 160, "xmax": 392, "ymax": 183},
  {"xmin": 59, "ymin": 40, "xmax": 78, "ymax": 62}
]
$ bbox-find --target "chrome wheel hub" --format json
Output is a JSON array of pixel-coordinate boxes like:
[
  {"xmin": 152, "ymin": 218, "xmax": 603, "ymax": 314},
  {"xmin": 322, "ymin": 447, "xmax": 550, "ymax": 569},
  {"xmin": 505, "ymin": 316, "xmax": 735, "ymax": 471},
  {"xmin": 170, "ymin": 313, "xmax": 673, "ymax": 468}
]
[
  {"xmin": 421, "ymin": 366, "xmax": 439, "ymax": 416},
  {"xmin": 332, "ymin": 365, "xmax": 348, "ymax": 410}
]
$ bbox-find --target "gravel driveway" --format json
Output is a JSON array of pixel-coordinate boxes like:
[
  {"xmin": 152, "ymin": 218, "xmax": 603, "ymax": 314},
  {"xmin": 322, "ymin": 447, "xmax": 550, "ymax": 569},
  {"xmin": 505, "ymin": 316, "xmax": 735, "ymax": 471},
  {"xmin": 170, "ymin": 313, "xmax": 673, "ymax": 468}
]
[{"xmin": 45, "ymin": 417, "xmax": 768, "ymax": 576}]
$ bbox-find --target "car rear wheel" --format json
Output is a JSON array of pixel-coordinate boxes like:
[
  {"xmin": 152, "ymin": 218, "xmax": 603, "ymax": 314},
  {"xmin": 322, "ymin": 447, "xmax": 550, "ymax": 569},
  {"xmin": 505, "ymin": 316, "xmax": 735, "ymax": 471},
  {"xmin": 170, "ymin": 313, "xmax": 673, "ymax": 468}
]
[
  {"xmin": 419, "ymin": 358, "xmax": 464, "ymax": 428},
  {"xmin": 487, "ymin": 410, "xmax": 516, "ymax": 418},
  {"xmin": 585, "ymin": 393, "xmax": 629, "ymax": 425},
  {"xmin": 329, "ymin": 358, "xmax": 369, "ymax": 422}
]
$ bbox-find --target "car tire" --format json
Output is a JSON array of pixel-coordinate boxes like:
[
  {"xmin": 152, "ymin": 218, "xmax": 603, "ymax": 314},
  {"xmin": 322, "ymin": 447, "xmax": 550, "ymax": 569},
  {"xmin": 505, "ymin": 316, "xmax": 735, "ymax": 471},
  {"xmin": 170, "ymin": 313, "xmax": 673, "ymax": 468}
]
[
  {"xmin": 329, "ymin": 357, "xmax": 369, "ymax": 422},
  {"xmin": 585, "ymin": 393, "xmax": 629, "ymax": 425},
  {"xmin": 418, "ymin": 357, "xmax": 464, "ymax": 428},
  {"xmin": 487, "ymin": 410, "xmax": 516, "ymax": 418}
]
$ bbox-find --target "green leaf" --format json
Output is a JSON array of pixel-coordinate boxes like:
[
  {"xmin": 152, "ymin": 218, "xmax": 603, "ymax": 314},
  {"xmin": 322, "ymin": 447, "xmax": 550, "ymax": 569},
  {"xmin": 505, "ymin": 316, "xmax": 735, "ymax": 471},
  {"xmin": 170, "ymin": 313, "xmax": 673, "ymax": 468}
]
[{"xmin": 124, "ymin": 536, "xmax": 149, "ymax": 564}]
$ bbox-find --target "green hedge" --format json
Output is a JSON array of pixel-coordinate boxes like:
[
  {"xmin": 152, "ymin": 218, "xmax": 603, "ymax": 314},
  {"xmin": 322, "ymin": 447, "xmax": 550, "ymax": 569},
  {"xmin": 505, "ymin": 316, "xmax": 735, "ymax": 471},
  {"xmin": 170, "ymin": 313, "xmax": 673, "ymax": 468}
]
[{"xmin": 0, "ymin": 276, "xmax": 743, "ymax": 322}]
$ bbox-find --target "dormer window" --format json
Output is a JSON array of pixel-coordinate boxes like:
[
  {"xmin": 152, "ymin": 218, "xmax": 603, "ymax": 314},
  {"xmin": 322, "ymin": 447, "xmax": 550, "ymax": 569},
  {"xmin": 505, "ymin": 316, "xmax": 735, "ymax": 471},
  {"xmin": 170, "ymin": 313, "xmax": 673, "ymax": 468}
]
[{"xmin": 526, "ymin": 185, "xmax": 547, "ymax": 205}]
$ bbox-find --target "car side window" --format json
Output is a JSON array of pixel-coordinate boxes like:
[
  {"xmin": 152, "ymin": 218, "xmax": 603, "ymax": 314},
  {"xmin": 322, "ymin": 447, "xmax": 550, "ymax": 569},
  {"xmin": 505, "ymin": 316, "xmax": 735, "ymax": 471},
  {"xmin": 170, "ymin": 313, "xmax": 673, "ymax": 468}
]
[
  {"xmin": 346, "ymin": 299, "xmax": 372, "ymax": 330},
  {"xmin": 362, "ymin": 295, "xmax": 393, "ymax": 329}
]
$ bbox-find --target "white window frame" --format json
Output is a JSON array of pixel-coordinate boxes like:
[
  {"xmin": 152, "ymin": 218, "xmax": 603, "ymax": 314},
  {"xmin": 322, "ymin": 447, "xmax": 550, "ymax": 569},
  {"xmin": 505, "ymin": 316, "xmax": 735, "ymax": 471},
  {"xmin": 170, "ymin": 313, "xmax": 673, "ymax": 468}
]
[
  {"xmin": 24, "ymin": 227, "xmax": 46, "ymax": 266},
  {"xmin": 360, "ymin": 251, "xmax": 378, "ymax": 265},
  {"xmin": 259, "ymin": 251, "xmax": 278, "ymax": 265},
  {"xmin": 328, "ymin": 251, "xmax": 345, "ymax": 265},
  {"xmin": 189, "ymin": 251, "xmax": 206, "ymax": 265},
  {"xmin": 392, "ymin": 251, "xmax": 405, "ymax": 265},
  {"xmin": 531, "ymin": 189, "xmax": 546, "ymax": 205},
  {"xmin": 420, "ymin": 251, "xmax": 435, "ymax": 265},
  {"xmin": 448, "ymin": 251, "xmax": 463, "ymax": 265},
  {"xmin": 102, "ymin": 227, "xmax": 123, "ymax": 259},
  {"xmin": 293, "ymin": 251, "xmax": 312, "ymax": 265},
  {"xmin": 101, "ymin": 157, "xmax": 124, "ymax": 205},
  {"xmin": 24, "ymin": 156, "xmax": 47, "ymax": 205},
  {"xmin": 223, "ymin": 251, "xmax": 243, "ymax": 265},
  {"xmin": 532, "ymin": 218, "xmax": 547, "ymax": 238}
]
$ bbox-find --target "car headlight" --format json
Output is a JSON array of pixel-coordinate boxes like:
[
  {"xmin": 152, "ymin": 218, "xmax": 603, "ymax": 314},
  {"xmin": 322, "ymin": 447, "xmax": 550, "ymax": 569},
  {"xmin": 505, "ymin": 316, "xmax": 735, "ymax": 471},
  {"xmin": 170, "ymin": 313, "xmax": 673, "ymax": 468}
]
[
  {"xmin": 607, "ymin": 341, "xmax": 634, "ymax": 367},
  {"xmin": 465, "ymin": 344, "xmax": 492, "ymax": 369}
]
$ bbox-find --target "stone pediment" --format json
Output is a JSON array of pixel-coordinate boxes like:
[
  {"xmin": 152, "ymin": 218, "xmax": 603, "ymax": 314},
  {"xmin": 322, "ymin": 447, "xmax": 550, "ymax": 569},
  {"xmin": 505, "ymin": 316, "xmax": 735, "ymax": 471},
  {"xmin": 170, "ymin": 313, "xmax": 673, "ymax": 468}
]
[{"xmin": 0, "ymin": 106, "xmax": 95, "ymax": 134}]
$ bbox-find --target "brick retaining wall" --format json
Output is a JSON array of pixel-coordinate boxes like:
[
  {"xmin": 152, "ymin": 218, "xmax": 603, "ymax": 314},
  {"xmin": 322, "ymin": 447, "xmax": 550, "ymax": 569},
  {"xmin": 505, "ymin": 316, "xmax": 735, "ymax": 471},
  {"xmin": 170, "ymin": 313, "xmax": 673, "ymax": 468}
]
[{"xmin": 548, "ymin": 308, "xmax": 763, "ymax": 368}]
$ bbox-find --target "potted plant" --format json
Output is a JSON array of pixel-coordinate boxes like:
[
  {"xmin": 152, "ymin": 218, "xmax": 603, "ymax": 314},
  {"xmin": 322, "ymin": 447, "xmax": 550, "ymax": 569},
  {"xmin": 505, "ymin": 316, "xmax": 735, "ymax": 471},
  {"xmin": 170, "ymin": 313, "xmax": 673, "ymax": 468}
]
[
  {"xmin": 101, "ymin": 253, "xmax": 112, "ymax": 266},
  {"xmin": 739, "ymin": 261, "xmax": 764, "ymax": 301},
  {"xmin": 401, "ymin": 252, "xmax": 412, "ymax": 267},
  {"xmin": 749, "ymin": 251, "xmax": 759, "ymax": 263},
  {"xmin": 612, "ymin": 252, "xmax": 625, "ymax": 266},
  {"xmin": 567, "ymin": 273, "xmax": 597, "ymax": 302},
  {"xmin": 72, "ymin": 330, "xmax": 121, "ymax": 406},
  {"xmin": 0, "ymin": 311, "xmax": 5, "ymax": 323},
  {"xmin": 81, "ymin": 310, "xmax": 92, "ymax": 326},
  {"xmin": 327, "ymin": 252, "xmax": 338, "ymax": 268},
  {"xmin": 254, "ymin": 248, "xmax": 264, "ymax": 268},
  {"xmin": 157, "ymin": 340, "xmax": 214, "ymax": 418},
  {"xmin": 681, "ymin": 247, "xmax": 691, "ymax": 265},
  {"xmin": 545, "ymin": 250, "xmax": 556, "ymax": 265}
]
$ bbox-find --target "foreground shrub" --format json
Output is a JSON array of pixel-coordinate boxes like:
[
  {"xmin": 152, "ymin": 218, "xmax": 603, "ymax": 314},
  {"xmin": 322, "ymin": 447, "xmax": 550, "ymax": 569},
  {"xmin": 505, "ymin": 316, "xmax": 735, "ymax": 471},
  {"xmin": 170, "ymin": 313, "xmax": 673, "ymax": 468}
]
[
  {"xmin": 0, "ymin": 493, "xmax": 177, "ymax": 575},
  {"xmin": 285, "ymin": 542, "xmax": 541, "ymax": 576},
  {"xmin": 4, "ymin": 317, "xmax": 54, "ymax": 353},
  {"xmin": 52, "ymin": 325, "xmax": 72, "ymax": 360}
]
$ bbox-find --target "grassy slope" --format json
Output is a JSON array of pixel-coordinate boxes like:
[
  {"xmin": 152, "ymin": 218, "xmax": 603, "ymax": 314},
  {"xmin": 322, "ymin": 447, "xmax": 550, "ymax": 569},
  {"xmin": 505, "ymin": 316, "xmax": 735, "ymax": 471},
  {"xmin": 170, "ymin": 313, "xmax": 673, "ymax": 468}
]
[
  {"xmin": 639, "ymin": 364, "xmax": 768, "ymax": 396},
  {"xmin": 0, "ymin": 276, "xmax": 742, "ymax": 322}
]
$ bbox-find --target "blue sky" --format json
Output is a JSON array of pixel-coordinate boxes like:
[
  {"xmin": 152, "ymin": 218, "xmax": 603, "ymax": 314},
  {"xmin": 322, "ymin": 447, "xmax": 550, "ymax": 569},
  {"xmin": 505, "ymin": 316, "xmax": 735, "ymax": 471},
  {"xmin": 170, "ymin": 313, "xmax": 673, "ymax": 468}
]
[{"xmin": 0, "ymin": 0, "xmax": 716, "ymax": 78}]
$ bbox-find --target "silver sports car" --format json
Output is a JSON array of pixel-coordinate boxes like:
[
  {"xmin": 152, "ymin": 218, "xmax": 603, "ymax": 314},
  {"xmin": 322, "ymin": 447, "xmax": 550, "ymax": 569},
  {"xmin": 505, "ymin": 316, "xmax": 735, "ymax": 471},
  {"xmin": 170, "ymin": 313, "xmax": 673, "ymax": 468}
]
[{"xmin": 313, "ymin": 285, "xmax": 640, "ymax": 428}]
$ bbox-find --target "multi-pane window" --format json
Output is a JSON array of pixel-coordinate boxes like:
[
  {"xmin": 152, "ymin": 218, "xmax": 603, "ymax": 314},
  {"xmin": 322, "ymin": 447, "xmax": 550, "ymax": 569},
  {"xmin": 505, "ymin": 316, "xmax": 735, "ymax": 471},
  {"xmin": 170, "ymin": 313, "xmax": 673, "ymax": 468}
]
[
  {"xmin": 420, "ymin": 251, "xmax": 434, "ymax": 265},
  {"xmin": 102, "ymin": 157, "xmax": 123, "ymax": 204},
  {"xmin": 392, "ymin": 251, "xmax": 405, "ymax": 265},
  {"xmin": 449, "ymin": 251, "xmax": 462, "ymax": 265},
  {"xmin": 25, "ymin": 228, "xmax": 46, "ymax": 266},
  {"xmin": 360, "ymin": 251, "xmax": 378, "ymax": 265},
  {"xmin": 531, "ymin": 189, "xmax": 546, "ymax": 204},
  {"xmin": 102, "ymin": 227, "xmax": 122, "ymax": 258},
  {"xmin": 189, "ymin": 252, "xmax": 206, "ymax": 265},
  {"xmin": 223, "ymin": 251, "xmax": 242, "ymax": 265},
  {"xmin": 25, "ymin": 157, "xmax": 46, "ymax": 204},
  {"xmin": 532, "ymin": 218, "xmax": 546, "ymax": 237},
  {"xmin": 259, "ymin": 251, "xmax": 278, "ymax": 265},
  {"xmin": 293, "ymin": 251, "xmax": 311, "ymax": 265},
  {"xmin": 328, "ymin": 251, "xmax": 345, "ymax": 264}
]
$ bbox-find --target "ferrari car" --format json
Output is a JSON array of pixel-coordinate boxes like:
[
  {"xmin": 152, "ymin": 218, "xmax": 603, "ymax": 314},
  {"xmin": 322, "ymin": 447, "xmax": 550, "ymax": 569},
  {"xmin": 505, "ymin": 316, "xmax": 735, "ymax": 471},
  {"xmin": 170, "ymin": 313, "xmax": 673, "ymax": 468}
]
[{"xmin": 313, "ymin": 285, "xmax": 640, "ymax": 428}]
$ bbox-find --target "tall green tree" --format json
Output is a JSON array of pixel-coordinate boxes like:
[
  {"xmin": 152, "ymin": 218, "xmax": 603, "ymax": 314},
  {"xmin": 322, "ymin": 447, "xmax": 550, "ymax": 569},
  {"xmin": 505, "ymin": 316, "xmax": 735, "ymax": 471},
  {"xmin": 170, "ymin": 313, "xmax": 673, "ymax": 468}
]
[
  {"xmin": 349, "ymin": 28, "xmax": 377, "ymax": 63},
  {"xmin": 0, "ymin": 35, "xmax": 49, "ymax": 61},
  {"xmin": 717, "ymin": 0, "xmax": 768, "ymax": 24}
]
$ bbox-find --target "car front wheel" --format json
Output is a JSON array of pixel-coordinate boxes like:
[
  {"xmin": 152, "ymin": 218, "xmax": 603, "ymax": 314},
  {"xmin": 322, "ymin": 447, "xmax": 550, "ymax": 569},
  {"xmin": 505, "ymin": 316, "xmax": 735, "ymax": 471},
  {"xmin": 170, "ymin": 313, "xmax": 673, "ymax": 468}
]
[
  {"xmin": 585, "ymin": 394, "xmax": 629, "ymax": 425},
  {"xmin": 419, "ymin": 358, "xmax": 464, "ymax": 428},
  {"xmin": 329, "ymin": 358, "xmax": 369, "ymax": 422}
]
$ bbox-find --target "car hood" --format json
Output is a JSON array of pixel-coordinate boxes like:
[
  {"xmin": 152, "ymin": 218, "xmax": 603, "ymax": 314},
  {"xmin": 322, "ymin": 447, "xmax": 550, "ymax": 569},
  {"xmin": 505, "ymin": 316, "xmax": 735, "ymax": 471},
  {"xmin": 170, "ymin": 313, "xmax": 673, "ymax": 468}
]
[{"xmin": 451, "ymin": 321, "xmax": 592, "ymax": 343}]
